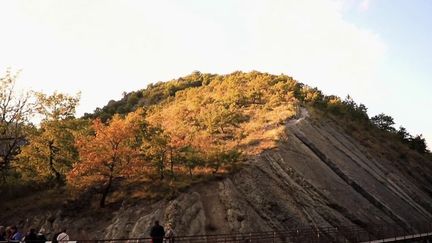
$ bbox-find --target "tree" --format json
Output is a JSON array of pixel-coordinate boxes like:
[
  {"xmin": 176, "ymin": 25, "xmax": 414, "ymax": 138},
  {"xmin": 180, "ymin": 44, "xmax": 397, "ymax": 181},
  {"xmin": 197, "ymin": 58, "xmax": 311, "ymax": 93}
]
[
  {"xmin": 409, "ymin": 134, "xmax": 428, "ymax": 154},
  {"xmin": 371, "ymin": 113, "xmax": 396, "ymax": 132},
  {"xmin": 397, "ymin": 126, "xmax": 411, "ymax": 142},
  {"xmin": 34, "ymin": 91, "xmax": 80, "ymax": 120},
  {"xmin": 16, "ymin": 119, "xmax": 87, "ymax": 185},
  {"xmin": 395, "ymin": 126, "xmax": 428, "ymax": 154},
  {"xmin": 206, "ymin": 149, "xmax": 241, "ymax": 174},
  {"xmin": 68, "ymin": 110, "xmax": 143, "ymax": 208},
  {"xmin": 197, "ymin": 102, "xmax": 243, "ymax": 135},
  {"xmin": 177, "ymin": 145, "xmax": 201, "ymax": 178},
  {"xmin": 301, "ymin": 86, "xmax": 324, "ymax": 105},
  {"xmin": 342, "ymin": 95, "xmax": 369, "ymax": 121},
  {"xmin": 15, "ymin": 92, "xmax": 83, "ymax": 185},
  {"xmin": 140, "ymin": 126, "xmax": 170, "ymax": 180},
  {"xmin": 0, "ymin": 70, "xmax": 33, "ymax": 183}
]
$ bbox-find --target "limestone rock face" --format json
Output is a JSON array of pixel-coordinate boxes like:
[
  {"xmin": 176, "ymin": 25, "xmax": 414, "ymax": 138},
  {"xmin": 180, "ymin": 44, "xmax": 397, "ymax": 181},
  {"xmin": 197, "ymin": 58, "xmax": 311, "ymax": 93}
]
[{"xmin": 2, "ymin": 110, "xmax": 432, "ymax": 240}]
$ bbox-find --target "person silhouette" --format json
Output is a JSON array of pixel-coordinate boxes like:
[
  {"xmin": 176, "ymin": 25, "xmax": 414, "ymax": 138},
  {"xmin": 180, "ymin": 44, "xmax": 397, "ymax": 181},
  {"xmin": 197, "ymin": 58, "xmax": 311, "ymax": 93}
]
[
  {"xmin": 150, "ymin": 221, "xmax": 165, "ymax": 243},
  {"xmin": 56, "ymin": 229, "xmax": 69, "ymax": 243},
  {"xmin": 165, "ymin": 223, "xmax": 175, "ymax": 243}
]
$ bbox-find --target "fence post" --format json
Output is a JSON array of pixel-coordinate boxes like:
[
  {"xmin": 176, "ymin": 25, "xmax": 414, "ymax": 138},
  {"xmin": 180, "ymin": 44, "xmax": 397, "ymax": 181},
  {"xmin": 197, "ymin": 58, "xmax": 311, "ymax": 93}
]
[
  {"xmin": 272, "ymin": 231, "xmax": 275, "ymax": 243},
  {"xmin": 249, "ymin": 232, "xmax": 252, "ymax": 243}
]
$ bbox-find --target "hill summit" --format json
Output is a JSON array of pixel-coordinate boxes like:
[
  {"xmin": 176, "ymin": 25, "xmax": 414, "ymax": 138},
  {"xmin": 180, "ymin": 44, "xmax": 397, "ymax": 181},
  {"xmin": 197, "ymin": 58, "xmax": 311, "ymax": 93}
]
[{"xmin": 1, "ymin": 71, "xmax": 431, "ymax": 241}]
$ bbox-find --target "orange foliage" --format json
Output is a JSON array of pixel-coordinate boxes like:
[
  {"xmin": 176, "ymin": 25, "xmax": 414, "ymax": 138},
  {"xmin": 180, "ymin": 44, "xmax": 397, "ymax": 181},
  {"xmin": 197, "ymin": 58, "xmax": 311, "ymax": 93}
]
[{"xmin": 68, "ymin": 110, "xmax": 145, "ymax": 206}]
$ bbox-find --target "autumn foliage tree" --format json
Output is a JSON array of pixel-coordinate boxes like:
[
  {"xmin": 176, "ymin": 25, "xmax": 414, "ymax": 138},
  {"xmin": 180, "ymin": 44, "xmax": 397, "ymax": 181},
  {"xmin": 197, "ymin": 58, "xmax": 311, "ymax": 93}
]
[{"xmin": 68, "ymin": 110, "xmax": 144, "ymax": 208}]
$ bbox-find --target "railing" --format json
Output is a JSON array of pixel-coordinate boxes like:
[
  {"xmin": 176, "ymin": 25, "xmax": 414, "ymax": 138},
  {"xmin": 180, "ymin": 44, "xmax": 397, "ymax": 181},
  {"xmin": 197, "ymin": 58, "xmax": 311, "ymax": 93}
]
[{"xmin": 2, "ymin": 222, "xmax": 432, "ymax": 243}]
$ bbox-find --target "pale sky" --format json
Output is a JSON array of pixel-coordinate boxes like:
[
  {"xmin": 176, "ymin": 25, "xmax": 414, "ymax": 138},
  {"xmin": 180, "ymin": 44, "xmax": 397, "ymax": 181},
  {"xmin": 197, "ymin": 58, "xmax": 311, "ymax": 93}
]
[{"xmin": 0, "ymin": 0, "xmax": 431, "ymax": 148}]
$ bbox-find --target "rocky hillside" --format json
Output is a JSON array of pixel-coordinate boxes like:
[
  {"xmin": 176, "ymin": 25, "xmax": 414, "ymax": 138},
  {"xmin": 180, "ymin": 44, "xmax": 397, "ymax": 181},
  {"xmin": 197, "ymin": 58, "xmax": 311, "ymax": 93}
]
[{"xmin": 2, "ymin": 106, "xmax": 431, "ymax": 240}]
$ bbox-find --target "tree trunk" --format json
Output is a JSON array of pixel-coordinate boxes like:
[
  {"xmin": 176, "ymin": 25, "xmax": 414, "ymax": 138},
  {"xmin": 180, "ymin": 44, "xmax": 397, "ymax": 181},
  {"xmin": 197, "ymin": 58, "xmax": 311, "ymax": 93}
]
[
  {"xmin": 100, "ymin": 174, "xmax": 113, "ymax": 208},
  {"xmin": 0, "ymin": 155, "xmax": 9, "ymax": 184},
  {"xmin": 169, "ymin": 148, "xmax": 175, "ymax": 179},
  {"xmin": 0, "ymin": 142, "xmax": 15, "ymax": 184},
  {"xmin": 212, "ymin": 163, "xmax": 219, "ymax": 174},
  {"xmin": 159, "ymin": 154, "xmax": 164, "ymax": 181},
  {"xmin": 0, "ymin": 167, "xmax": 7, "ymax": 184},
  {"xmin": 48, "ymin": 140, "xmax": 62, "ymax": 186}
]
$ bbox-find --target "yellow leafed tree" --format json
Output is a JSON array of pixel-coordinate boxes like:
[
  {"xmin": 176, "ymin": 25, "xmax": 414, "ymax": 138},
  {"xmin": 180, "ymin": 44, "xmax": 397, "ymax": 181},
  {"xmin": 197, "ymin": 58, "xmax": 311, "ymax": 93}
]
[{"xmin": 15, "ymin": 91, "xmax": 83, "ymax": 185}]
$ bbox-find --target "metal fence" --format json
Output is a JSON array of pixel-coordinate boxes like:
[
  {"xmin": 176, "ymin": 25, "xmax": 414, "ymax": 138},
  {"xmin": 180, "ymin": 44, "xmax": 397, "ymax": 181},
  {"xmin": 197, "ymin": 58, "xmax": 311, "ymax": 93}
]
[
  {"xmin": 80, "ymin": 222, "xmax": 432, "ymax": 243},
  {"xmin": 3, "ymin": 222, "xmax": 432, "ymax": 243}
]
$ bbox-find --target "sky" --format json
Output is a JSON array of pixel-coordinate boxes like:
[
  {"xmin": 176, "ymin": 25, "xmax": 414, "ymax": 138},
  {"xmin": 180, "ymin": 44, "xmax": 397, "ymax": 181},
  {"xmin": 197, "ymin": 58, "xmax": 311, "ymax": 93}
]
[{"xmin": 0, "ymin": 0, "xmax": 430, "ymax": 148}]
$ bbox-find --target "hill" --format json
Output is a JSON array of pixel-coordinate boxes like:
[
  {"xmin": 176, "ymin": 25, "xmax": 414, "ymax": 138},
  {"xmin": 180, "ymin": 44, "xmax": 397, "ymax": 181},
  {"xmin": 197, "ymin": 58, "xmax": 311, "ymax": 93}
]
[{"xmin": 0, "ymin": 71, "xmax": 431, "ymax": 241}]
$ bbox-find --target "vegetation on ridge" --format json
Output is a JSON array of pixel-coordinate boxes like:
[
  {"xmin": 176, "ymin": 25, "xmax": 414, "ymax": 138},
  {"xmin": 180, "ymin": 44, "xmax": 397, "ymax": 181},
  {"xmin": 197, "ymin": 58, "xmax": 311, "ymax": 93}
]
[{"xmin": 0, "ymin": 70, "xmax": 429, "ymax": 209}]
